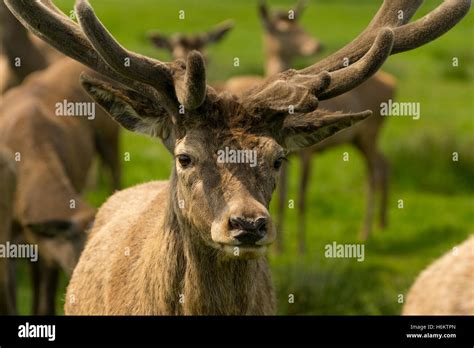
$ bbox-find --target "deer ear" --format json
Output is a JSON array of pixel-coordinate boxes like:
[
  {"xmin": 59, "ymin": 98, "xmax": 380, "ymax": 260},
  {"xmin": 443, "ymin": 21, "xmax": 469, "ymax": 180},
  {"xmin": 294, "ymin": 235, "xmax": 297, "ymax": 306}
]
[
  {"xmin": 258, "ymin": 0, "xmax": 273, "ymax": 30},
  {"xmin": 203, "ymin": 20, "xmax": 234, "ymax": 44},
  {"xmin": 279, "ymin": 109, "xmax": 372, "ymax": 151},
  {"xmin": 80, "ymin": 73, "xmax": 172, "ymax": 139},
  {"xmin": 148, "ymin": 32, "xmax": 172, "ymax": 51}
]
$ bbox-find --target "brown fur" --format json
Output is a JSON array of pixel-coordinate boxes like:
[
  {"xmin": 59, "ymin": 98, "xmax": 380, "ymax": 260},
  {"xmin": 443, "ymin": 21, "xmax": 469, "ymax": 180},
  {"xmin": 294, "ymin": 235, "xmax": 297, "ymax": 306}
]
[
  {"xmin": 403, "ymin": 235, "xmax": 474, "ymax": 315},
  {"xmin": 66, "ymin": 181, "xmax": 274, "ymax": 315}
]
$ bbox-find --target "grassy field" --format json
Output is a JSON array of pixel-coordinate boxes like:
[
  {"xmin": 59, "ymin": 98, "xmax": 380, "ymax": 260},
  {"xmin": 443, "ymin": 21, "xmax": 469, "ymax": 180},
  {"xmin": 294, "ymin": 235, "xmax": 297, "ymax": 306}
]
[{"xmin": 15, "ymin": 0, "xmax": 473, "ymax": 315}]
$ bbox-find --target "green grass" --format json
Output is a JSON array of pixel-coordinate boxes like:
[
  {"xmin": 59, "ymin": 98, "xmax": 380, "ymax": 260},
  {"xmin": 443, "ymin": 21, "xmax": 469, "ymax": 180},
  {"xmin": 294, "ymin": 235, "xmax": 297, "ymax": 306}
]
[{"xmin": 15, "ymin": 0, "xmax": 473, "ymax": 315}]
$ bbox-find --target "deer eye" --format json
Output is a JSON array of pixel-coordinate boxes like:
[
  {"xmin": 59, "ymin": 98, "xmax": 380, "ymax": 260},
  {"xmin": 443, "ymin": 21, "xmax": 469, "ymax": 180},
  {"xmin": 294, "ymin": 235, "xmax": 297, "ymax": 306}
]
[
  {"xmin": 273, "ymin": 157, "xmax": 286, "ymax": 170},
  {"xmin": 177, "ymin": 154, "xmax": 192, "ymax": 168}
]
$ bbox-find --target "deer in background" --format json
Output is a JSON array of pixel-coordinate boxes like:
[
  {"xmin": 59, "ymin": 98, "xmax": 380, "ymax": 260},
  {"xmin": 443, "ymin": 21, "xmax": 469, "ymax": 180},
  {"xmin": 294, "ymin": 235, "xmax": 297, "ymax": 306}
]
[
  {"xmin": 0, "ymin": 0, "xmax": 125, "ymax": 315},
  {"xmin": 227, "ymin": 1, "xmax": 395, "ymax": 252},
  {"xmin": 223, "ymin": 0, "xmax": 323, "ymax": 94},
  {"xmin": 6, "ymin": 0, "xmax": 468, "ymax": 315},
  {"xmin": 263, "ymin": 0, "xmax": 396, "ymax": 250},
  {"xmin": 403, "ymin": 235, "xmax": 474, "ymax": 315},
  {"xmin": 0, "ymin": 0, "xmax": 61, "ymax": 95},
  {"xmin": 148, "ymin": 20, "xmax": 234, "ymax": 62},
  {"xmin": 0, "ymin": 0, "xmax": 121, "ymax": 190},
  {"xmin": 0, "ymin": 56, "xmax": 100, "ymax": 315}
]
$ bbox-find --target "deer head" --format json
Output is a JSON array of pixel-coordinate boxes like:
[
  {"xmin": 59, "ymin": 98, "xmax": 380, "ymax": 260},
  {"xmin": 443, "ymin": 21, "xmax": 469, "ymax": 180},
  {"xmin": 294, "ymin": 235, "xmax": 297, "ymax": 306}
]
[
  {"xmin": 5, "ymin": 0, "xmax": 470, "ymax": 259},
  {"xmin": 148, "ymin": 20, "xmax": 234, "ymax": 62},
  {"xmin": 259, "ymin": 0, "xmax": 323, "ymax": 75},
  {"xmin": 24, "ymin": 205, "xmax": 94, "ymax": 274}
]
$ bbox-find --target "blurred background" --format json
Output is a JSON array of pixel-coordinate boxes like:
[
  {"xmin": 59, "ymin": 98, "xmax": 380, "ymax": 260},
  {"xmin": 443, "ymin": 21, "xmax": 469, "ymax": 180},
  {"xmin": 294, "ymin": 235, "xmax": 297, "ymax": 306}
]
[{"xmin": 9, "ymin": 0, "xmax": 473, "ymax": 315}]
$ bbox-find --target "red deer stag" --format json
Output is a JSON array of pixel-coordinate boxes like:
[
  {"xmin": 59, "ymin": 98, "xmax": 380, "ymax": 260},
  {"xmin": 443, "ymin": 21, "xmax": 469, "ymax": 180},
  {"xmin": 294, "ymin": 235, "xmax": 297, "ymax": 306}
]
[{"xmin": 6, "ymin": 0, "xmax": 469, "ymax": 315}]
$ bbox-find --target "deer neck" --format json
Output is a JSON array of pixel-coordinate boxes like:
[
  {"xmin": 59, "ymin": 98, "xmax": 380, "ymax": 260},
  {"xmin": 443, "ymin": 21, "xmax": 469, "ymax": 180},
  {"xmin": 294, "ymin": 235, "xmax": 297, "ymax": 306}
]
[
  {"xmin": 265, "ymin": 52, "xmax": 292, "ymax": 77},
  {"xmin": 148, "ymin": 171, "xmax": 270, "ymax": 315},
  {"xmin": 264, "ymin": 37, "xmax": 292, "ymax": 76}
]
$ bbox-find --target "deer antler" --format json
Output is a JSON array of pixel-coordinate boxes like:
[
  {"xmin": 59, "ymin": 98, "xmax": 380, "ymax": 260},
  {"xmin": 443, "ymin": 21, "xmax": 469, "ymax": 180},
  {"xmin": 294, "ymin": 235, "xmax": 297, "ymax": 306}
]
[
  {"xmin": 248, "ymin": 0, "xmax": 471, "ymax": 112},
  {"xmin": 5, "ymin": 0, "xmax": 470, "ymax": 122},
  {"xmin": 304, "ymin": 0, "xmax": 471, "ymax": 75},
  {"xmin": 4, "ymin": 0, "xmax": 207, "ymax": 115}
]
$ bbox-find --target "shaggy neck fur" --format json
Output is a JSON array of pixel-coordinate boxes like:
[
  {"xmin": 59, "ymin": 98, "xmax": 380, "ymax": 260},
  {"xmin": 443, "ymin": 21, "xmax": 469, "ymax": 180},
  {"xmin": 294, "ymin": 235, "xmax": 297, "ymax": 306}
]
[{"xmin": 143, "ymin": 171, "xmax": 272, "ymax": 315}]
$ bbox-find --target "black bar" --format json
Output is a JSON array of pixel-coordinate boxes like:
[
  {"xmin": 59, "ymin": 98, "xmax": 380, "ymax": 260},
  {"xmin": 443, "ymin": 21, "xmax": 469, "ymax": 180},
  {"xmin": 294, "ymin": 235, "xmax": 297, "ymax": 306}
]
[{"xmin": 0, "ymin": 315, "xmax": 473, "ymax": 346}]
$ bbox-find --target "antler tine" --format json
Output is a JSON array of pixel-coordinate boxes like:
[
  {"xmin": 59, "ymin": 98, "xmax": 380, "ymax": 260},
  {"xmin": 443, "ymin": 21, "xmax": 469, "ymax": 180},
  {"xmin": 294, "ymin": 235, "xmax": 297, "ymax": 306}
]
[
  {"xmin": 301, "ymin": 0, "xmax": 470, "ymax": 75},
  {"xmin": 5, "ymin": 0, "xmax": 208, "ymax": 113},
  {"xmin": 5, "ymin": 0, "xmax": 99, "ymax": 68},
  {"xmin": 4, "ymin": 0, "xmax": 161, "ymax": 105},
  {"xmin": 391, "ymin": 0, "xmax": 472, "ymax": 54},
  {"xmin": 319, "ymin": 28, "xmax": 394, "ymax": 100},
  {"xmin": 75, "ymin": 0, "xmax": 206, "ymax": 111},
  {"xmin": 251, "ymin": 0, "xmax": 469, "ymax": 114},
  {"xmin": 300, "ymin": 0, "xmax": 423, "ymax": 74}
]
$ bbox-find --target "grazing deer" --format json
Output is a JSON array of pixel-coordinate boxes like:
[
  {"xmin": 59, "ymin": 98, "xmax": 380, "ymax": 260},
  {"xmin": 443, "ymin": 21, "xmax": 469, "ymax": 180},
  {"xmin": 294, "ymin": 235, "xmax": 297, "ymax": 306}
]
[
  {"xmin": 6, "ymin": 0, "xmax": 468, "ymax": 315},
  {"xmin": 403, "ymin": 235, "xmax": 474, "ymax": 315},
  {"xmin": 0, "ymin": 56, "xmax": 102, "ymax": 314},
  {"xmin": 149, "ymin": 20, "xmax": 234, "ymax": 62}
]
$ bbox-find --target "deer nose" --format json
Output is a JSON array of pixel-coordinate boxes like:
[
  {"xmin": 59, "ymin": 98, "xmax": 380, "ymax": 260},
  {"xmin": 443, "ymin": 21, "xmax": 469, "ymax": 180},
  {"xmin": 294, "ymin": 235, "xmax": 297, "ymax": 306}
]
[{"xmin": 229, "ymin": 216, "xmax": 267, "ymax": 245}]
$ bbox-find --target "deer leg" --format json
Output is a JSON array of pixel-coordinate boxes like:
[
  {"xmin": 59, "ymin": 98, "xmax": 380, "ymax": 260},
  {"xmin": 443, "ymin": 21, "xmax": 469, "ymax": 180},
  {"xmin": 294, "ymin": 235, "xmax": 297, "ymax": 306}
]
[
  {"xmin": 376, "ymin": 152, "xmax": 390, "ymax": 229},
  {"xmin": 31, "ymin": 258, "xmax": 41, "ymax": 314},
  {"xmin": 0, "ymin": 153, "xmax": 17, "ymax": 314},
  {"xmin": 359, "ymin": 152, "xmax": 377, "ymax": 240},
  {"xmin": 95, "ymin": 132, "xmax": 121, "ymax": 191},
  {"xmin": 297, "ymin": 151, "xmax": 312, "ymax": 254},
  {"xmin": 275, "ymin": 161, "xmax": 288, "ymax": 253},
  {"xmin": 0, "ymin": 231, "xmax": 13, "ymax": 314},
  {"xmin": 0, "ymin": 259, "xmax": 16, "ymax": 314},
  {"xmin": 31, "ymin": 258, "xmax": 58, "ymax": 315}
]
